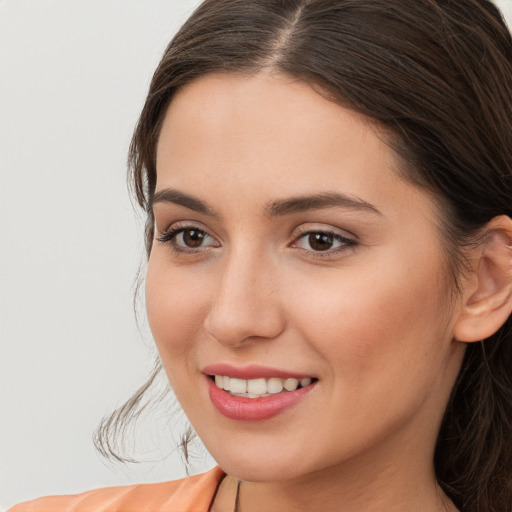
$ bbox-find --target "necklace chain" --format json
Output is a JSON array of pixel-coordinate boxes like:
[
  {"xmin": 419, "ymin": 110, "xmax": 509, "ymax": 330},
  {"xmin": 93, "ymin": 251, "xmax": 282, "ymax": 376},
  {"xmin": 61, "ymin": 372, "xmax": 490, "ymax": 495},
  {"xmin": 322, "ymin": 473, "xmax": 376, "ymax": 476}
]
[{"xmin": 233, "ymin": 480, "xmax": 242, "ymax": 512}]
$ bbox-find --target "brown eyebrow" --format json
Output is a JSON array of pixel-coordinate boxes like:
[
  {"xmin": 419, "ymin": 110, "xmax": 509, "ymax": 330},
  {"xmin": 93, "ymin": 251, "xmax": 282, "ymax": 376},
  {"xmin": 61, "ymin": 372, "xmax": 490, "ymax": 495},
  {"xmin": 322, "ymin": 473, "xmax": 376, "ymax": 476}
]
[
  {"xmin": 264, "ymin": 192, "xmax": 383, "ymax": 217},
  {"xmin": 151, "ymin": 188, "xmax": 382, "ymax": 218},
  {"xmin": 151, "ymin": 188, "xmax": 219, "ymax": 217}
]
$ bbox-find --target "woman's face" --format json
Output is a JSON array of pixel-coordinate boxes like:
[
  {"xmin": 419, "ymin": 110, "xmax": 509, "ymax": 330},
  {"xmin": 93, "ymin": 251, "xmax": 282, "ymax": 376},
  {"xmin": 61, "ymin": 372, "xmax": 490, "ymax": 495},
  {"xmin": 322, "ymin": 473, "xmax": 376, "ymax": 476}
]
[{"xmin": 147, "ymin": 72, "xmax": 466, "ymax": 482}]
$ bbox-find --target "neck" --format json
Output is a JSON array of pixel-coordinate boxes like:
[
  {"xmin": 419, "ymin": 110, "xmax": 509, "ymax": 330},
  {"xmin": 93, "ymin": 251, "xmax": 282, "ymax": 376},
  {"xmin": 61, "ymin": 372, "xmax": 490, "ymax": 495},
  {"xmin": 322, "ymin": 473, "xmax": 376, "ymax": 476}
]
[
  {"xmin": 212, "ymin": 435, "xmax": 458, "ymax": 512},
  {"xmin": 235, "ymin": 464, "xmax": 456, "ymax": 512}
]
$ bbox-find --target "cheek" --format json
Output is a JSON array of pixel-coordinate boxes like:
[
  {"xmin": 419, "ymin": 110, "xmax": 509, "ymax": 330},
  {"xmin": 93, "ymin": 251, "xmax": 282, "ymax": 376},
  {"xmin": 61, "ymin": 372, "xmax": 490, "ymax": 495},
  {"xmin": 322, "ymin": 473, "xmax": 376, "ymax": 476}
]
[
  {"xmin": 145, "ymin": 252, "xmax": 210, "ymax": 363},
  {"xmin": 286, "ymin": 253, "xmax": 450, "ymax": 382},
  {"xmin": 281, "ymin": 258, "xmax": 454, "ymax": 446}
]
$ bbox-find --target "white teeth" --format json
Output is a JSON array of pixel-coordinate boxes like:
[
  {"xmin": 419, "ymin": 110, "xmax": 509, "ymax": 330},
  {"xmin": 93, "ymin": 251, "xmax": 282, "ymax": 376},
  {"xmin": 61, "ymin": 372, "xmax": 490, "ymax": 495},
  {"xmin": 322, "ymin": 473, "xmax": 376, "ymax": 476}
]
[
  {"xmin": 213, "ymin": 375, "xmax": 314, "ymax": 398},
  {"xmin": 247, "ymin": 378, "xmax": 267, "ymax": 395},
  {"xmin": 229, "ymin": 378, "xmax": 247, "ymax": 394},
  {"xmin": 284, "ymin": 378, "xmax": 299, "ymax": 391},
  {"xmin": 267, "ymin": 378, "xmax": 284, "ymax": 394}
]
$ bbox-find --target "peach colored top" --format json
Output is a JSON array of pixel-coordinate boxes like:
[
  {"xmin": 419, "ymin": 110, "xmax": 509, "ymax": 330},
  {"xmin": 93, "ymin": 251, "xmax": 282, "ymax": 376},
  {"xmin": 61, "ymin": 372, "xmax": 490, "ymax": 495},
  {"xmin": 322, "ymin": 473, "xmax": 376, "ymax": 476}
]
[{"xmin": 8, "ymin": 466, "xmax": 225, "ymax": 512}]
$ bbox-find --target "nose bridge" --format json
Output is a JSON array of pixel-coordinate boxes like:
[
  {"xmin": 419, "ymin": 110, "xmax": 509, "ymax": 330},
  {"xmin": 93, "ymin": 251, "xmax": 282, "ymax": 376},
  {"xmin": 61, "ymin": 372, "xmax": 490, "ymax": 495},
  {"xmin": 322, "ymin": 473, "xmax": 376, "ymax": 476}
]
[{"xmin": 204, "ymin": 241, "xmax": 285, "ymax": 347}]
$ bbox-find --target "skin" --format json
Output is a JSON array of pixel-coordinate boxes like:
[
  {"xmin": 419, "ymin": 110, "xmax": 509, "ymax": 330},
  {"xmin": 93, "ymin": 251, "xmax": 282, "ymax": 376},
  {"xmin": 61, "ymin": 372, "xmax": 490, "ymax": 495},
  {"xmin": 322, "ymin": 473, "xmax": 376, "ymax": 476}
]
[{"xmin": 146, "ymin": 71, "xmax": 466, "ymax": 511}]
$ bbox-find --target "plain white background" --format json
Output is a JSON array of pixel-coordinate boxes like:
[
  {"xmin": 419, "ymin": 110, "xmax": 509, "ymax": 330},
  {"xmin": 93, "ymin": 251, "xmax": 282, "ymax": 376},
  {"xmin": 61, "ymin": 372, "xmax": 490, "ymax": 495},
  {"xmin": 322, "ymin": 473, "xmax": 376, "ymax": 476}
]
[
  {"xmin": 0, "ymin": 1, "xmax": 214, "ymax": 509},
  {"xmin": 1, "ymin": 0, "xmax": 511, "ymax": 509}
]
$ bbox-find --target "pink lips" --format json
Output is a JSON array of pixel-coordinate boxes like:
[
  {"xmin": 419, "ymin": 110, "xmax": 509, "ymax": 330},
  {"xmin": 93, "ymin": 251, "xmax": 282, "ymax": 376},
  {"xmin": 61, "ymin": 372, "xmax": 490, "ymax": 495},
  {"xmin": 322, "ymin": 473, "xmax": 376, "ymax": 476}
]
[
  {"xmin": 202, "ymin": 364, "xmax": 317, "ymax": 421},
  {"xmin": 202, "ymin": 363, "xmax": 312, "ymax": 380}
]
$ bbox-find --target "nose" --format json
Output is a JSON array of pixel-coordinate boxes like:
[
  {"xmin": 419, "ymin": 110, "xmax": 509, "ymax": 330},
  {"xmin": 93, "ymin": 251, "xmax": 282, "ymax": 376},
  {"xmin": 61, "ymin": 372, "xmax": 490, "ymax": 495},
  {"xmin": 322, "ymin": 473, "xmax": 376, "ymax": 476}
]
[{"xmin": 204, "ymin": 248, "xmax": 286, "ymax": 348}]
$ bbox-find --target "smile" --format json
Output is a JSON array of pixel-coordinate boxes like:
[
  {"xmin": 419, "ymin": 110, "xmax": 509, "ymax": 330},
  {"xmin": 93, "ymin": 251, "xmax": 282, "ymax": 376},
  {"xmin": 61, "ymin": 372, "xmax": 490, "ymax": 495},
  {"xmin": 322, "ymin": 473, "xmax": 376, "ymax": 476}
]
[
  {"xmin": 205, "ymin": 372, "xmax": 317, "ymax": 421},
  {"xmin": 213, "ymin": 375, "xmax": 313, "ymax": 398}
]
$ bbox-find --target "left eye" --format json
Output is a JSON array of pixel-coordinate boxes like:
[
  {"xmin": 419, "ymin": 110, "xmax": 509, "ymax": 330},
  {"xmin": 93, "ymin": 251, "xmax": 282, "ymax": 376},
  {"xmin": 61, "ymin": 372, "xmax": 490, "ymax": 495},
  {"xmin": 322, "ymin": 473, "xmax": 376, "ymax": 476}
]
[{"xmin": 294, "ymin": 231, "xmax": 352, "ymax": 252}]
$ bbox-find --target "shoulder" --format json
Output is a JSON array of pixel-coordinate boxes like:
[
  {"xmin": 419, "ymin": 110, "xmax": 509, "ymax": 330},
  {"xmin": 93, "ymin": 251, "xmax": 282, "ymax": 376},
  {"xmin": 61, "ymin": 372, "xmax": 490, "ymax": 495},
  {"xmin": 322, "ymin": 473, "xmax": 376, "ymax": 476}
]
[{"xmin": 8, "ymin": 466, "xmax": 225, "ymax": 512}]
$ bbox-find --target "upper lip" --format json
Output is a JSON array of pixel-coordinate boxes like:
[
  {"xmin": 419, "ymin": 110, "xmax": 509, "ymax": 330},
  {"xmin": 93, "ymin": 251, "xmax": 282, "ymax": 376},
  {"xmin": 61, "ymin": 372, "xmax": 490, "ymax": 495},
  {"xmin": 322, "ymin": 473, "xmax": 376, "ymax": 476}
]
[{"xmin": 202, "ymin": 363, "xmax": 314, "ymax": 380}]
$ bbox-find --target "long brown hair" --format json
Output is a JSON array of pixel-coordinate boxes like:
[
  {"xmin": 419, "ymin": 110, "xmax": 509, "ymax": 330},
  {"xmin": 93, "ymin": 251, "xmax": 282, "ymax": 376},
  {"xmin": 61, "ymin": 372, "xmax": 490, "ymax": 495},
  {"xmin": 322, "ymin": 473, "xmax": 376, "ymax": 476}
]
[{"xmin": 95, "ymin": 1, "xmax": 512, "ymax": 510}]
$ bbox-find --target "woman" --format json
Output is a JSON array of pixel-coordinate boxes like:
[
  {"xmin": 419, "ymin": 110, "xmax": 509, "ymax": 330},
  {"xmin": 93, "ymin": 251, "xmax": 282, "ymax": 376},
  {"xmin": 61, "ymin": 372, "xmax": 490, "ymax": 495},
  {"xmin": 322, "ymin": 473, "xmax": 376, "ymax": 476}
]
[{"xmin": 10, "ymin": 0, "xmax": 512, "ymax": 511}]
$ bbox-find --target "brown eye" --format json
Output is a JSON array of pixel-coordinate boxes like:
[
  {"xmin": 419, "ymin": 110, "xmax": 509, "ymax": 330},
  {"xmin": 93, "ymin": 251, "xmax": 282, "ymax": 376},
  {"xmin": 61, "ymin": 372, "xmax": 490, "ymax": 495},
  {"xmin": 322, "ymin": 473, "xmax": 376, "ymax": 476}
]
[
  {"xmin": 308, "ymin": 232, "xmax": 334, "ymax": 251},
  {"xmin": 292, "ymin": 229, "xmax": 355, "ymax": 255},
  {"xmin": 157, "ymin": 225, "xmax": 218, "ymax": 253},
  {"xmin": 181, "ymin": 229, "xmax": 206, "ymax": 248}
]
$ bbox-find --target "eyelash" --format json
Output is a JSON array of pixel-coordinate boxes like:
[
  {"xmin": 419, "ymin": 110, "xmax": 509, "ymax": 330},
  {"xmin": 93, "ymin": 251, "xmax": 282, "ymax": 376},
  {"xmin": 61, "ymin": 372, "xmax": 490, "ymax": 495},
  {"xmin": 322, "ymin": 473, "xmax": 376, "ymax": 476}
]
[{"xmin": 156, "ymin": 224, "xmax": 357, "ymax": 258}]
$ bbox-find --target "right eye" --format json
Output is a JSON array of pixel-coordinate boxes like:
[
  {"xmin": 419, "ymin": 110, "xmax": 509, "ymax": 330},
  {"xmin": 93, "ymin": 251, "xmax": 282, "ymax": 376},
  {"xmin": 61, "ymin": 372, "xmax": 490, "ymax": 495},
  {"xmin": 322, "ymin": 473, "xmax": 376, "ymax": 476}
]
[{"xmin": 157, "ymin": 225, "xmax": 220, "ymax": 253}]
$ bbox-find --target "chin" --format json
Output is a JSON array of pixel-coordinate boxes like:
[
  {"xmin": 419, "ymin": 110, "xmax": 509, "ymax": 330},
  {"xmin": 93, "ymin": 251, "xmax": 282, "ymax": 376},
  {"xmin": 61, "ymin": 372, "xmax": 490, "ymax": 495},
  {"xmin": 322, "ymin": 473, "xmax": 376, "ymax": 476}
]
[
  {"xmin": 203, "ymin": 435, "xmax": 319, "ymax": 483},
  {"xmin": 218, "ymin": 458, "xmax": 301, "ymax": 483}
]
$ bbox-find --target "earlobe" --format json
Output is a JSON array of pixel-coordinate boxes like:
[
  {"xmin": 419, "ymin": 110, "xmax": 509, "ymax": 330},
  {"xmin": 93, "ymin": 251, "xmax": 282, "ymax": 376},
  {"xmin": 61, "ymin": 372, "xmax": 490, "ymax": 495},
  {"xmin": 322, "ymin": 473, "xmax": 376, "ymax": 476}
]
[{"xmin": 453, "ymin": 215, "xmax": 512, "ymax": 343}]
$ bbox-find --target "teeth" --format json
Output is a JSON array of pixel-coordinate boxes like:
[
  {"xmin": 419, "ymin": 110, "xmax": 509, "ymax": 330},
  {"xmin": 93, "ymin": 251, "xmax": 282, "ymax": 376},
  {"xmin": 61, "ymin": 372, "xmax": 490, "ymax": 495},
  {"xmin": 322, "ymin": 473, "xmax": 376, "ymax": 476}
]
[
  {"xmin": 284, "ymin": 378, "xmax": 299, "ymax": 391},
  {"xmin": 229, "ymin": 378, "xmax": 247, "ymax": 394},
  {"xmin": 300, "ymin": 378, "xmax": 312, "ymax": 387},
  {"xmin": 213, "ymin": 375, "xmax": 314, "ymax": 398},
  {"xmin": 267, "ymin": 378, "xmax": 284, "ymax": 394},
  {"xmin": 247, "ymin": 378, "xmax": 267, "ymax": 395}
]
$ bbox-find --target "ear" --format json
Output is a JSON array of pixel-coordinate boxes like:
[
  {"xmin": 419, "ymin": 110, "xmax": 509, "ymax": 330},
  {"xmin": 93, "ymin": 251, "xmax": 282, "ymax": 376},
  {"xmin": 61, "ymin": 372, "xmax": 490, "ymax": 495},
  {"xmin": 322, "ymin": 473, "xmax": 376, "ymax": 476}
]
[{"xmin": 453, "ymin": 215, "xmax": 512, "ymax": 343}]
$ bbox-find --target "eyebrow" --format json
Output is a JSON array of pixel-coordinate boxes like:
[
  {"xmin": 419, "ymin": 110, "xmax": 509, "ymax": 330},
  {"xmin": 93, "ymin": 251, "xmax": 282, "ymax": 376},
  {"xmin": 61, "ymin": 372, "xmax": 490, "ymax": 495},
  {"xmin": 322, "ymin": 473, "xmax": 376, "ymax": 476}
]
[
  {"xmin": 151, "ymin": 188, "xmax": 219, "ymax": 217},
  {"xmin": 265, "ymin": 192, "xmax": 383, "ymax": 217},
  {"xmin": 151, "ymin": 188, "xmax": 382, "ymax": 218}
]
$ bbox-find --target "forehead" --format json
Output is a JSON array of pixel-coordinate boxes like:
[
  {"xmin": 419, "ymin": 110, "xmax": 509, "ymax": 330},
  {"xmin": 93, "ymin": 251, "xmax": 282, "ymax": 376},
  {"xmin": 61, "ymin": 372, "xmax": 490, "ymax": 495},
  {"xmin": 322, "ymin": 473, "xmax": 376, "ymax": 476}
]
[{"xmin": 155, "ymin": 71, "xmax": 436, "ymax": 226}]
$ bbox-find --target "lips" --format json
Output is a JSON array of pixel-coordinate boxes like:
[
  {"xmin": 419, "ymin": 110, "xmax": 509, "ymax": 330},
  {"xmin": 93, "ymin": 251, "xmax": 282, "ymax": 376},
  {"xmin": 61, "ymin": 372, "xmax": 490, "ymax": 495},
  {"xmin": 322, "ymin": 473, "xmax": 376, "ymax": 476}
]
[
  {"xmin": 202, "ymin": 364, "xmax": 317, "ymax": 421},
  {"xmin": 202, "ymin": 363, "xmax": 313, "ymax": 380}
]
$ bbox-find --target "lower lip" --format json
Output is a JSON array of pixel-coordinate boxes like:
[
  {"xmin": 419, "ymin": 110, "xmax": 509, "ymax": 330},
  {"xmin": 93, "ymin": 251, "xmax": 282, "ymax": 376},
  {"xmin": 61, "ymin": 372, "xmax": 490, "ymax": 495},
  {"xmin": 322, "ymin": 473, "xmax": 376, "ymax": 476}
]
[{"xmin": 206, "ymin": 377, "xmax": 316, "ymax": 421}]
